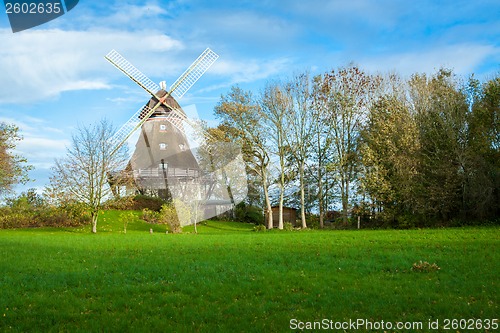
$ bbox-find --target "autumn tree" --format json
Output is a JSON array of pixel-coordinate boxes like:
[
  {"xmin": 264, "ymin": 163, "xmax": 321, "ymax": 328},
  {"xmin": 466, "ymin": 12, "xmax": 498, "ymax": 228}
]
[
  {"xmin": 360, "ymin": 93, "xmax": 420, "ymax": 224},
  {"xmin": 214, "ymin": 86, "xmax": 274, "ymax": 228},
  {"xmin": 315, "ymin": 67, "xmax": 381, "ymax": 224},
  {"xmin": 0, "ymin": 122, "xmax": 31, "ymax": 196},
  {"xmin": 49, "ymin": 119, "xmax": 128, "ymax": 233}
]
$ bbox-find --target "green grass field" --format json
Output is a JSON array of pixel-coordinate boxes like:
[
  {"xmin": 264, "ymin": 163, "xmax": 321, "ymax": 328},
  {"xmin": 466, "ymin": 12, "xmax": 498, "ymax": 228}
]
[{"xmin": 0, "ymin": 211, "xmax": 498, "ymax": 332}]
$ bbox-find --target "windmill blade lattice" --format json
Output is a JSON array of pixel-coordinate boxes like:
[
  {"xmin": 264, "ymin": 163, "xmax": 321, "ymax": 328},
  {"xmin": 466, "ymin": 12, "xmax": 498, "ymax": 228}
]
[
  {"xmin": 170, "ymin": 48, "xmax": 219, "ymax": 100},
  {"xmin": 105, "ymin": 49, "xmax": 160, "ymax": 97},
  {"xmin": 108, "ymin": 105, "xmax": 156, "ymax": 156},
  {"xmin": 105, "ymin": 48, "xmax": 219, "ymax": 155}
]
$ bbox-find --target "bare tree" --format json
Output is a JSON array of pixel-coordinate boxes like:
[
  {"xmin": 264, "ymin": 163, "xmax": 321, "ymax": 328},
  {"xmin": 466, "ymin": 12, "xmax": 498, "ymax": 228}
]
[
  {"xmin": 282, "ymin": 73, "xmax": 315, "ymax": 228},
  {"xmin": 49, "ymin": 119, "xmax": 128, "ymax": 233},
  {"xmin": 261, "ymin": 81, "xmax": 290, "ymax": 229}
]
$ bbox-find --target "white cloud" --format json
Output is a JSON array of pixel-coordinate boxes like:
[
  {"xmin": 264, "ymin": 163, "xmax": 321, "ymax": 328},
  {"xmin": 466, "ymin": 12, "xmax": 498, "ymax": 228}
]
[
  {"xmin": 359, "ymin": 43, "xmax": 499, "ymax": 77},
  {"xmin": 0, "ymin": 115, "xmax": 69, "ymax": 171},
  {"xmin": 198, "ymin": 57, "xmax": 293, "ymax": 93},
  {"xmin": 0, "ymin": 28, "xmax": 184, "ymax": 104}
]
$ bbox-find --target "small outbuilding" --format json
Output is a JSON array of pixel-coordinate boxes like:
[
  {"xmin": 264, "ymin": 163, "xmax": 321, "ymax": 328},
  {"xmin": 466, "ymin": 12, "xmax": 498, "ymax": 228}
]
[{"xmin": 266, "ymin": 206, "xmax": 298, "ymax": 227}]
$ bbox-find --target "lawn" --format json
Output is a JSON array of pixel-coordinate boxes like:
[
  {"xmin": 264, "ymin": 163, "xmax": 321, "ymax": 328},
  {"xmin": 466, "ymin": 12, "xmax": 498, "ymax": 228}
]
[{"xmin": 0, "ymin": 211, "xmax": 498, "ymax": 332}]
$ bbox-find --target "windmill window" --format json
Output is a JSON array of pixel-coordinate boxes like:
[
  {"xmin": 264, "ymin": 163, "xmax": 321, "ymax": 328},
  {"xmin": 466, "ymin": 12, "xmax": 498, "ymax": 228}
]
[
  {"xmin": 159, "ymin": 124, "xmax": 167, "ymax": 132},
  {"xmin": 179, "ymin": 143, "xmax": 186, "ymax": 151},
  {"xmin": 159, "ymin": 143, "xmax": 167, "ymax": 150}
]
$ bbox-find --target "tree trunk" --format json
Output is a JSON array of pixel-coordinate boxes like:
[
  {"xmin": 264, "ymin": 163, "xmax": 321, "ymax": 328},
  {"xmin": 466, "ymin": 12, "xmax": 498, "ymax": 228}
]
[
  {"xmin": 262, "ymin": 168, "xmax": 273, "ymax": 229},
  {"xmin": 299, "ymin": 162, "xmax": 307, "ymax": 228},
  {"xmin": 278, "ymin": 192, "xmax": 284, "ymax": 230},
  {"xmin": 318, "ymin": 165, "xmax": 324, "ymax": 228},
  {"xmin": 341, "ymin": 174, "xmax": 349, "ymax": 225},
  {"xmin": 91, "ymin": 213, "xmax": 98, "ymax": 233}
]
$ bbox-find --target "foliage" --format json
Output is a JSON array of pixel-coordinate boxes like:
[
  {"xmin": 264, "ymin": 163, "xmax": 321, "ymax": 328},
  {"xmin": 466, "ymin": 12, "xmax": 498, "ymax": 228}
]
[
  {"xmin": 141, "ymin": 203, "xmax": 184, "ymax": 233},
  {"xmin": 253, "ymin": 224, "xmax": 267, "ymax": 232},
  {"xmin": 0, "ymin": 122, "xmax": 32, "ymax": 196},
  {"xmin": 234, "ymin": 202, "xmax": 263, "ymax": 224},
  {"xmin": 0, "ymin": 190, "xmax": 89, "ymax": 229},
  {"xmin": 158, "ymin": 202, "xmax": 182, "ymax": 233},
  {"xmin": 141, "ymin": 208, "xmax": 160, "ymax": 224},
  {"xmin": 216, "ymin": 68, "xmax": 498, "ymax": 228},
  {"xmin": 119, "ymin": 211, "xmax": 136, "ymax": 233},
  {"xmin": 214, "ymin": 86, "xmax": 274, "ymax": 229},
  {"xmin": 105, "ymin": 194, "xmax": 166, "ymax": 211}
]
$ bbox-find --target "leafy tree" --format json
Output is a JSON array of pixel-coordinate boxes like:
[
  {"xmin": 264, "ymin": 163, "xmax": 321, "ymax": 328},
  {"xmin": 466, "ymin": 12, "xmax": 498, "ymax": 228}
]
[
  {"xmin": 215, "ymin": 86, "xmax": 274, "ymax": 229},
  {"xmin": 467, "ymin": 75, "xmax": 500, "ymax": 219},
  {"xmin": 360, "ymin": 94, "xmax": 420, "ymax": 224},
  {"xmin": 409, "ymin": 69, "xmax": 471, "ymax": 221},
  {"xmin": 0, "ymin": 122, "xmax": 31, "ymax": 196},
  {"xmin": 315, "ymin": 67, "xmax": 381, "ymax": 224},
  {"xmin": 48, "ymin": 119, "xmax": 128, "ymax": 233}
]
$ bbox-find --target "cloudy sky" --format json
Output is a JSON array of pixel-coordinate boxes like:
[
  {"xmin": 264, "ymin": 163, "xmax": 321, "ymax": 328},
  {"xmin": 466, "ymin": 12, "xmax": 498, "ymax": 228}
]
[{"xmin": 0, "ymin": 0, "xmax": 499, "ymax": 194}]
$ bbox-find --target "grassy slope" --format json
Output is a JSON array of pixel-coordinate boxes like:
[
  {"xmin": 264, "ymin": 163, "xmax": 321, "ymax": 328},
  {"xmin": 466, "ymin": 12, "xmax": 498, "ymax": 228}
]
[{"xmin": 0, "ymin": 211, "xmax": 498, "ymax": 332}]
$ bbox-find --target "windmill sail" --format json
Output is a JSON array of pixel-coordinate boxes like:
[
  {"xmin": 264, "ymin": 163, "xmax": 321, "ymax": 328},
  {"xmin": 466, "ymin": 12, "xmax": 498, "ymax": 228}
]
[
  {"xmin": 105, "ymin": 48, "xmax": 219, "ymax": 155},
  {"xmin": 170, "ymin": 48, "xmax": 219, "ymax": 99},
  {"xmin": 105, "ymin": 47, "xmax": 248, "ymax": 225},
  {"xmin": 105, "ymin": 49, "xmax": 160, "ymax": 97}
]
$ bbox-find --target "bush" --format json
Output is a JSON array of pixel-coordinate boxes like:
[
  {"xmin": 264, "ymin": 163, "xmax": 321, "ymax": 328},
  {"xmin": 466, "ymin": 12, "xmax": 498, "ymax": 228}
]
[
  {"xmin": 283, "ymin": 222, "xmax": 294, "ymax": 231},
  {"xmin": 132, "ymin": 195, "xmax": 165, "ymax": 211},
  {"xmin": 159, "ymin": 203, "xmax": 182, "ymax": 234},
  {"xmin": 119, "ymin": 211, "xmax": 137, "ymax": 233},
  {"xmin": 142, "ymin": 208, "xmax": 160, "ymax": 224},
  {"xmin": 0, "ymin": 204, "xmax": 90, "ymax": 229},
  {"xmin": 253, "ymin": 224, "xmax": 266, "ymax": 232},
  {"xmin": 141, "ymin": 203, "xmax": 185, "ymax": 234},
  {"xmin": 105, "ymin": 195, "xmax": 166, "ymax": 211},
  {"xmin": 234, "ymin": 202, "xmax": 263, "ymax": 224}
]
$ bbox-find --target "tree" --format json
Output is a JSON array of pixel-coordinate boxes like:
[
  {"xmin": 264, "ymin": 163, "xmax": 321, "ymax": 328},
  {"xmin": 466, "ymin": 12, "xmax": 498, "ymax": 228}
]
[
  {"xmin": 467, "ymin": 75, "xmax": 500, "ymax": 219},
  {"xmin": 315, "ymin": 67, "xmax": 381, "ymax": 224},
  {"xmin": 215, "ymin": 86, "xmax": 274, "ymax": 229},
  {"xmin": 0, "ymin": 122, "xmax": 31, "ymax": 196},
  {"xmin": 360, "ymin": 94, "xmax": 420, "ymax": 224},
  {"xmin": 48, "ymin": 119, "xmax": 128, "ymax": 233},
  {"xmin": 409, "ymin": 69, "xmax": 471, "ymax": 221},
  {"xmin": 261, "ymin": 81, "xmax": 291, "ymax": 229},
  {"xmin": 282, "ymin": 73, "xmax": 315, "ymax": 228}
]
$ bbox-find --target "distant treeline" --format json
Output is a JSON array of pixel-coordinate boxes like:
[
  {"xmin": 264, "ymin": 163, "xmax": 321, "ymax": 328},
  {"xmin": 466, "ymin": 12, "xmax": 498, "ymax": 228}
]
[{"xmin": 214, "ymin": 67, "xmax": 499, "ymax": 228}]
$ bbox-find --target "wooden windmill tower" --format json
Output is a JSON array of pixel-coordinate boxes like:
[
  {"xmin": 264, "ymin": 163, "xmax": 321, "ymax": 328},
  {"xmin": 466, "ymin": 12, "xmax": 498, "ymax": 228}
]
[{"xmin": 104, "ymin": 48, "xmax": 247, "ymax": 225}]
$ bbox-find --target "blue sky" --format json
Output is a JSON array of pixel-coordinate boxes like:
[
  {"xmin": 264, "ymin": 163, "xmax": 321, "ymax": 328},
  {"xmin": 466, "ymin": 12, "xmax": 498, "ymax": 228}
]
[{"xmin": 0, "ymin": 0, "xmax": 499, "ymax": 194}]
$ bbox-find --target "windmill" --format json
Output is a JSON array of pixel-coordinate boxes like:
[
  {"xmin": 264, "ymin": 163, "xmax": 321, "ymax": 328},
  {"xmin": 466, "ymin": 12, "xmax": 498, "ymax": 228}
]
[{"xmin": 105, "ymin": 48, "xmax": 247, "ymax": 225}]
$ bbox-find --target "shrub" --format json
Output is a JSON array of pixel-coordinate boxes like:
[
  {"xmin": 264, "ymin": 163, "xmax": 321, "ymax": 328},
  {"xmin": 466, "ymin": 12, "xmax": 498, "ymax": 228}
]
[
  {"xmin": 159, "ymin": 203, "xmax": 182, "ymax": 234},
  {"xmin": 253, "ymin": 224, "xmax": 267, "ymax": 232},
  {"xmin": 119, "ymin": 211, "xmax": 137, "ymax": 233},
  {"xmin": 283, "ymin": 222, "xmax": 294, "ymax": 231},
  {"xmin": 105, "ymin": 195, "xmax": 166, "ymax": 211},
  {"xmin": 132, "ymin": 195, "xmax": 165, "ymax": 211},
  {"xmin": 234, "ymin": 202, "xmax": 263, "ymax": 224},
  {"xmin": 0, "ymin": 203, "xmax": 89, "ymax": 229},
  {"xmin": 142, "ymin": 208, "xmax": 160, "ymax": 224}
]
